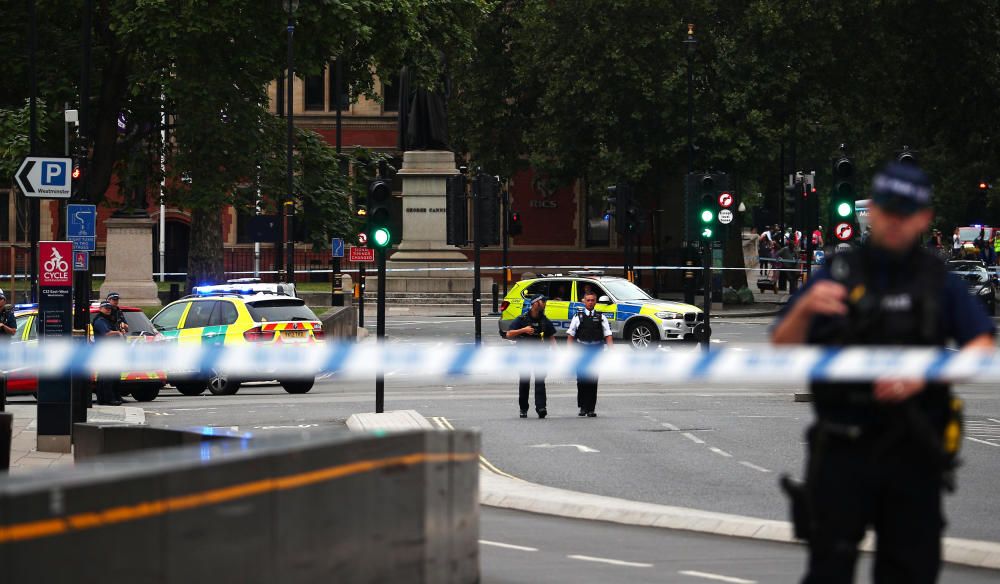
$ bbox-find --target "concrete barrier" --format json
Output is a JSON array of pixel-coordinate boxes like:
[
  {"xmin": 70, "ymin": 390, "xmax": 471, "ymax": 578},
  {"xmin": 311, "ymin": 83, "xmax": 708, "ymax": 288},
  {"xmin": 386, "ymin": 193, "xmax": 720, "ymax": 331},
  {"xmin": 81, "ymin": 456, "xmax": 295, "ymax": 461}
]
[
  {"xmin": 73, "ymin": 423, "xmax": 247, "ymax": 461},
  {"xmin": 0, "ymin": 427, "xmax": 480, "ymax": 583},
  {"xmin": 319, "ymin": 305, "xmax": 359, "ymax": 341}
]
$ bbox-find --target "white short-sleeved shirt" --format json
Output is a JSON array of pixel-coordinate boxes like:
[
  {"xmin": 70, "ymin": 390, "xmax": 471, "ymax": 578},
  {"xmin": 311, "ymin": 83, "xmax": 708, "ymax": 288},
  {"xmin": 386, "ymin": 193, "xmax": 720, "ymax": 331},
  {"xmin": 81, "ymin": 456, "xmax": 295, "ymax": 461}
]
[{"xmin": 567, "ymin": 309, "xmax": 612, "ymax": 340}]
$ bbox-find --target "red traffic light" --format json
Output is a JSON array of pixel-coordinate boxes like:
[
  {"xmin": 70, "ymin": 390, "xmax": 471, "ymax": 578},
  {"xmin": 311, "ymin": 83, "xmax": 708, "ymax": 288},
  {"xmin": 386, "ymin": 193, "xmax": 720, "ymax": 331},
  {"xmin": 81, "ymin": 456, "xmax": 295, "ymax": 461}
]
[
  {"xmin": 71, "ymin": 166, "xmax": 82, "ymax": 180},
  {"xmin": 979, "ymin": 182, "xmax": 990, "ymax": 190}
]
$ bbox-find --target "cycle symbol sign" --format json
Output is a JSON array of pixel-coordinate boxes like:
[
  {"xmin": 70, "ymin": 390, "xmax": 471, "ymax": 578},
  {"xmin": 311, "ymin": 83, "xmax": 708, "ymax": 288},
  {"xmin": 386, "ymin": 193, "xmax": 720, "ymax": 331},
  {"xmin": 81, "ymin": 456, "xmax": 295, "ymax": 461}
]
[{"xmin": 39, "ymin": 241, "xmax": 73, "ymax": 287}]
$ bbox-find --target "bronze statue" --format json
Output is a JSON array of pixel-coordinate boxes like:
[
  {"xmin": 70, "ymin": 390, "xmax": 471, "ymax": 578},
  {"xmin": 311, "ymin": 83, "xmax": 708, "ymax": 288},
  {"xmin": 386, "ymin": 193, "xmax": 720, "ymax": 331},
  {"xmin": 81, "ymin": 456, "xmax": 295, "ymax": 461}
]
[{"xmin": 397, "ymin": 66, "xmax": 450, "ymax": 151}]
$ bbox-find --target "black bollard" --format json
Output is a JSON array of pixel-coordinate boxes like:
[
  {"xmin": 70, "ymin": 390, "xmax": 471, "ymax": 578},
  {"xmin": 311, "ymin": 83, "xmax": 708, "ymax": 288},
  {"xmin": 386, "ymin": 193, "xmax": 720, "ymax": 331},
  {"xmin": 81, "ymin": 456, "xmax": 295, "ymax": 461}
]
[
  {"xmin": 490, "ymin": 282, "xmax": 500, "ymax": 315},
  {"xmin": 0, "ymin": 411, "xmax": 11, "ymax": 471}
]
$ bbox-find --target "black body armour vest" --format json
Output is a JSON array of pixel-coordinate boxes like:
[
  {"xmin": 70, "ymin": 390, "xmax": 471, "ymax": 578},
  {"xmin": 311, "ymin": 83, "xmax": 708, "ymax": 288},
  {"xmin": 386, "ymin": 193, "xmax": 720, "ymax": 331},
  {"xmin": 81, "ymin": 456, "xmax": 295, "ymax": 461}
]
[
  {"xmin": 575, "ymin": 311, "xmax": 605, "ymax": 344},
  {"xmin": 809, "ymin": 244, "xmax": 950, "ymax": 431}
]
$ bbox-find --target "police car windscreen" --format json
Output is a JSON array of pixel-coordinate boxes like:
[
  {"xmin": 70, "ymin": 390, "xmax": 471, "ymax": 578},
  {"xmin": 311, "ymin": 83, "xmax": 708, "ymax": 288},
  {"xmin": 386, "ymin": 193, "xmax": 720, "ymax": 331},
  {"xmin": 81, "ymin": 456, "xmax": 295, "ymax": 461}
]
[
  {"xmin": 124, "ymin": 312, "xmax": 157, "ymax": 334},
  {"xmin": 246, "ymin": 299, "xmax": 318, "ymax": 322},
  {"xmin": 603, "ymin": 280, "xmax": 653, "ymax": 301},
  {"xmin": 948, "ymin": 262, "xmax": 989, "ymax": 283}
]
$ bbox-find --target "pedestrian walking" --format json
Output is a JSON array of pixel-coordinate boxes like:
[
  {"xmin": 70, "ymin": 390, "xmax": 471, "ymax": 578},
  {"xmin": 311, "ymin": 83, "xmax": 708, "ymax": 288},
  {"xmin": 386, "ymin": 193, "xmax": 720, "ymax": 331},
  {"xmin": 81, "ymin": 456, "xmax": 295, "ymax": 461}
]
[
  {"xmin": 566, "ymin": 290, "xmax": 612, "ymax": 417},
  {"xmin": 0, "ymin": 290, "xmax": 17, "ymax": 341},
  {"xmin": 506, "ymin": 294, "xmax": 557, "ymax": 418},
  {"xmin": 93, "ymin": 301, "xmax": 126, "ymax": 406},
  {"xmin": 771, "ymin": 162, "xmax": 995, "ymax": 584},
  {"xmin": 106, "ymin": 292, "xmax": 129, "ymax": 334},
  {"xmin": 952, "ymin": 227, "xmax": 962, "ymax": 258}
]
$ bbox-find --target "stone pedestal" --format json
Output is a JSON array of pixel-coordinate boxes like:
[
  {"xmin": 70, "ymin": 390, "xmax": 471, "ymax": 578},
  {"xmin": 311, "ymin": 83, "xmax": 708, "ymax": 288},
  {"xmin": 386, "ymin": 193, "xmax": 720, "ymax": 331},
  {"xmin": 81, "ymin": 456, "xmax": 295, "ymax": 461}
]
[
  {"xmin": 392, "ymin": 151, "xmax": 467, "ymax": 262},
  {"xmin": 99, "ymin": 217, "xmax": 161, "ymax": 307},
  {"xmin": 386, "ymin": 151, "xmax": 479, "ymax": 294}
]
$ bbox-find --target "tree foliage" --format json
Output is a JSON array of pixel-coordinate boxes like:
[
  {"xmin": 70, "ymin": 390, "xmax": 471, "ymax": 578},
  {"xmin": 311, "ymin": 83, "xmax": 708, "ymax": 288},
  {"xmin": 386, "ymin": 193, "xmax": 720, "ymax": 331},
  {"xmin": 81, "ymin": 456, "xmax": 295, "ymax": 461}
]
[
  {"xmin": 450, "ymin": 0, "xmax": 1000, "ymax": 234},
  {"xmin": 1, "ymin": 0, "xmax": 486, "ymax": 286}
]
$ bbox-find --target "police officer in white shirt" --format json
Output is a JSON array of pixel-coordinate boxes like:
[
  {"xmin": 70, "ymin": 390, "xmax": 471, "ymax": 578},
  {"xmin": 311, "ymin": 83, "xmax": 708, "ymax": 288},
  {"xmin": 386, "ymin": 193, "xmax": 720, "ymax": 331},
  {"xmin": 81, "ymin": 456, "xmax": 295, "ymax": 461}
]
[{"xmin": 566, "ymin": 290, "xmax": 613, "ymax": 417}]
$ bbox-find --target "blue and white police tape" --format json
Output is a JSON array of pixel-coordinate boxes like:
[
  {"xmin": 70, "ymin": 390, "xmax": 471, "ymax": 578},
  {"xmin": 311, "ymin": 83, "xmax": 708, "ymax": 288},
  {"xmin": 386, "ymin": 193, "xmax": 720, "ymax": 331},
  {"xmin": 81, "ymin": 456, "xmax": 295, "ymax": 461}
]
[{"xmin": 1, "ymin": 341, "xmax": 998, "ymax": 385}]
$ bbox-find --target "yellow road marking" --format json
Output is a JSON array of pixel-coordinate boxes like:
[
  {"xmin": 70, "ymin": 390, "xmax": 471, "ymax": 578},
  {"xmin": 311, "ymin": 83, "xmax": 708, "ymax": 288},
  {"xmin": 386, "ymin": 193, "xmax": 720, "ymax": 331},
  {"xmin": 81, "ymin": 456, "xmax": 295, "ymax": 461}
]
[
  {"xmin": 431, "ymin": 416, "xmax": 523, "ymax": 482},
  {"xmin": 0, "ymin": 451, "xmax": 477, "ymax": 545}
]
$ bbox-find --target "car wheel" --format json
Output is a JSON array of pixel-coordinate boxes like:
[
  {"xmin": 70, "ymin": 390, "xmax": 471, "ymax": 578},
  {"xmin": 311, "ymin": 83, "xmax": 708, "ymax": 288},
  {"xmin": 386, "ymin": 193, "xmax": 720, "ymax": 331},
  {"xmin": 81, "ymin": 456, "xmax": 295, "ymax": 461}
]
[
  {"xmin": 625, "ymin": 320, "xmax": 659, "ymax": 349},
  {"xmin": 129, "ymin": 384, "xmax": 162, "ymax": 402},
  {"xmin": 280, "ymin": 378, "xmax": 315, "ymax": 394},
  {"xmin": 207, "ymin": 371, "xmax": 240, "ymax": 396},
  {"xmin": 174, "ymin": 381, "xmax": 206, "ymax": 396}
]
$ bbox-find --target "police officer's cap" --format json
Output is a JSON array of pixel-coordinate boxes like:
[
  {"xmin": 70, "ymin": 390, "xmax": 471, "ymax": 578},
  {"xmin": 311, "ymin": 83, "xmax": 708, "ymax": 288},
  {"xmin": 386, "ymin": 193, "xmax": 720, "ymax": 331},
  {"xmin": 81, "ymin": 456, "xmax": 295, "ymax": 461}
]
[
  {"xmin": 529, "ymin": 294, "xmax": 547, "ymax": 305},
  {"xmin": 107, "ymin": 292, "xmax": 121, "ymax": 301},
  {"xmin": 872, "ymin": 162, "xmax": 932, "ymax": 216},
  {"xmin": 0, "ymin": 289, "xmax": 6, "ymax": 300},
  {"xmin": 99, "ymin": 301, "xmax": 114, "ymax": 310}
]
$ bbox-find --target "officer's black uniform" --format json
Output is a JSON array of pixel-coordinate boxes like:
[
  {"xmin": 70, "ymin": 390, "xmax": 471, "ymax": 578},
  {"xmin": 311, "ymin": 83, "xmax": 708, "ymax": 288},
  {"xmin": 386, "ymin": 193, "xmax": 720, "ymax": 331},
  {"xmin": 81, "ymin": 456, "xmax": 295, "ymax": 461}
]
[
  {"xmin": 776, "ymin": 217, "xmax": 994, "ymax": 579},
  {"xmin": 570, "ymin": 309, "xmax": 608, "ymax": 416},
  {"xmin": 93, "ymin": 307, "xmax": 124, "ymax": 405},
  {"xmin": 508, "ymin": 310, "xmax": 556, "ymax": 417},
  {"xmin": 0, "ymin": 301, "xmax": 16, "ymax": 341}
]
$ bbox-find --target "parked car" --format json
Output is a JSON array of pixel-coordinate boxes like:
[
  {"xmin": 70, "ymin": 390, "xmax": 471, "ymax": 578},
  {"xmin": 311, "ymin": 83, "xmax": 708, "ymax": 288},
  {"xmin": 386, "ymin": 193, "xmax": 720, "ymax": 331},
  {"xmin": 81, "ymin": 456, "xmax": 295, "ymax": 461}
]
[{"xmin": 947, "ymin": 260, "xmax": 997, "ymax": 315}]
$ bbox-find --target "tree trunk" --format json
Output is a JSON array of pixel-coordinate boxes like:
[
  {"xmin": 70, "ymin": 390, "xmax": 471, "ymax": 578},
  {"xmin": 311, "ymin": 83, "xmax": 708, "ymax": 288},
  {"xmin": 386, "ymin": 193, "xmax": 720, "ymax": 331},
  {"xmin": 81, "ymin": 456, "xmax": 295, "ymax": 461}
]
[
  {"xmin": 186, "ymin": 207, "xmax": 224, "ymax": 291},
  {"xmin": 723, "ymin": 217, "xmax": 749, "ymax": 290}
]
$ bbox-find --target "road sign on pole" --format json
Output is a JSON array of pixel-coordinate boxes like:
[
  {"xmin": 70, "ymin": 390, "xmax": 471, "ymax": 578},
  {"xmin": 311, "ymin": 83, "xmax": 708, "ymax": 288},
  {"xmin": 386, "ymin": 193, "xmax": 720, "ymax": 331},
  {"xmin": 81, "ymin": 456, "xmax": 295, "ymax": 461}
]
[
  {"xmin": 348, "ymin": 246, "xmax": 375, "ymax": 263},
  {"xmin": 67, "ymin": 203, "xmax": 97, "ymax": 251},
  {"xmin": 718, "ymin": 209, "xmax": 734, "ymax": 224},
  {"xmin": 718, "ymin": 192, "xmax": 734, "ymax": 209},
  {"xmin": 16, "ymin": 157, "xmax": 73, "ymax": 198},
  {"xmin": 72, "ymin": 251, "xmax": 89, "ymax": 271},
  {"xmin": 834, "ymin": 222, "xmax": 854, "ymax": 241},
  {"xmin": 331, "ymin": 237, "xmax": 344, "ymax": 258}
]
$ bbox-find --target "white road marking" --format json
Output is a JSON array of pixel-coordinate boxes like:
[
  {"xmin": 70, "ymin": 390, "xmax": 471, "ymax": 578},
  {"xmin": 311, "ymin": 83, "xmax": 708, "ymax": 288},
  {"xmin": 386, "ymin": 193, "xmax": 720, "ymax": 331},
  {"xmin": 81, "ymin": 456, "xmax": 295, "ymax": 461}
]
[
  {"xmin": 989, "ymin": 418, "xmax": 1000, "ymax": 424},
  {"xmin": 530, "ymin": 443, "xmax": 600, "ymax": 453},
  {"xmin": 679, "ymin": 570, "xmax": 756, "ymax": 583},
  {"xmin": 479, "ymin": 540, "xmax": 538, "ymax": 552},
  {"xmin": 255, "ymin": 423, "xmax": 320, "ymax": 430},
  {"xmin": 709, "ymin": 447, "xmax": 733, "ymax": 458},
  {"xmin": 739, "ymin": 461, "xmax": 771, "ymax": 473},
  {"xmin": 966, "ymin": 437, "xmax": 999, "ymax": 447},
  {"xmin": 568, "ymin": 555, "xmax": 653, "ymax": 568},
  {"xmin": 661, "ymin": 422, "xmax": 680, "ymax": 431},
  {"xmin": 682, "ymin": 432, "xmax": 705, "ymax": 444}
]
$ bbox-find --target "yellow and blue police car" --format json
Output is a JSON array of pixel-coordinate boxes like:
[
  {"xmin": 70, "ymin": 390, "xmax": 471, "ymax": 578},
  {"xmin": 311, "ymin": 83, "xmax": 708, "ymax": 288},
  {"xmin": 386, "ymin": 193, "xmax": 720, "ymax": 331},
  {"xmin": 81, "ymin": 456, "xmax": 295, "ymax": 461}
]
[
  {"xmin": 499, "ymin": 272, "xmax": 706, "ymax": 348},
  {"xmin": 150, "ymin": 284, "xmax": 323, "ymax": 396}
]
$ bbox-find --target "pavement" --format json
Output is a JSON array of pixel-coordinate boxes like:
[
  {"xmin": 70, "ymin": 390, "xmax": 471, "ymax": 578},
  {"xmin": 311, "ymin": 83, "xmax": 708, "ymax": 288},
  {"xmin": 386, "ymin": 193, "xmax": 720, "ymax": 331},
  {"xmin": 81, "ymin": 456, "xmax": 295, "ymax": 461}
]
[{"xmin": 4, "ymin": 403, "xmax": 145, "ymax": 475}]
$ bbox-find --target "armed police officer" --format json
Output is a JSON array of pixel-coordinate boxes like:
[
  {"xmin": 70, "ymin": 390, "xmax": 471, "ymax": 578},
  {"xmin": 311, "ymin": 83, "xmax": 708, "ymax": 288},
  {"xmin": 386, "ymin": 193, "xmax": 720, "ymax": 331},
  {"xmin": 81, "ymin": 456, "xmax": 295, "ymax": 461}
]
[
  {"xmin": 93, "ymin": 301, "xmax": 126, "ymax": 405},
  {"xmin": 567, "ymin": 290, "xmax": 612, "ymax": 417},
  {"xmin": 506, "ymin": 294, "xmax": 557, "ymax": 418},
  {"xmin": 106, "ymin": 292, "xmax": 128, "ymax": 334},
  {"xmin": 0, "ymin": 289, "xmax": 17, "ymax": 341},
  {"xmin": 772, "ymin": 162, "xmax": 995, "ymax": 584}
]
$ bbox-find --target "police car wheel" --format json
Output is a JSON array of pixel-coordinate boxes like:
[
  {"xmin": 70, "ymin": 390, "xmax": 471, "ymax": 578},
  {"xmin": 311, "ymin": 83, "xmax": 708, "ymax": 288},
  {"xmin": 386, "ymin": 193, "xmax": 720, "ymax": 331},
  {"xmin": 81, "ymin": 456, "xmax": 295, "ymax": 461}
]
[
  {"xmin": 207, "ymin": 371, "xmax": 240, "ymax": 396},
  {"xmin": 281, "ymin": 378, "xmax": 315, "ymax": 394},
  {"xmin": 174, "ymin": 381, "xmax": 206, "ymax": 396},
  {"xmin": 129, "ymin": 384, "xmax": 161, "ymax": 402},
  {"xmin": 625, "ymin": 321, "xmax": 658, "ymax": 349}
]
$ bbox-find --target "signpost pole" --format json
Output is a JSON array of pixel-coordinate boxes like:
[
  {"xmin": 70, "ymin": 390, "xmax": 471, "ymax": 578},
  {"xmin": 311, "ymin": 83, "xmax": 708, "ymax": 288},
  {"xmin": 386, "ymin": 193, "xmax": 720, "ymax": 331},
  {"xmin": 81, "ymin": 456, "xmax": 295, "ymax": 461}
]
[
  {"xmin": 702, "ymin": 240, "xmax": 712, "ymax": 353},
  {"xmin": 358, "ymin": 263, "xmax": 365, "ymax": 328},
  {"xmin": 375, "ymin": 247, "xmax": 386, "ymax": 413},
  {"xmin": 473, "ymin": 175, "xmax": 482, "ymax": 345}
]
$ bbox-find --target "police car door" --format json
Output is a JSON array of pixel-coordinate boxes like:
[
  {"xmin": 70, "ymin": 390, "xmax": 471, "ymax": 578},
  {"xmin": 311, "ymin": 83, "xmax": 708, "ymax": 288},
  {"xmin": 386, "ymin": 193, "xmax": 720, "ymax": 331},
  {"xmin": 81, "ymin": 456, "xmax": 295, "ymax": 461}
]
[
  {"xmin": 178, "ymin": 300, "xmax": 218, "ymax": 344},
  {"xmin": 574, "ymin": 281, "xmax": 620, "ymax": 336},
  {"xmin": 543, "ymin": 279, "xmax": 574, "ymax": 333}
]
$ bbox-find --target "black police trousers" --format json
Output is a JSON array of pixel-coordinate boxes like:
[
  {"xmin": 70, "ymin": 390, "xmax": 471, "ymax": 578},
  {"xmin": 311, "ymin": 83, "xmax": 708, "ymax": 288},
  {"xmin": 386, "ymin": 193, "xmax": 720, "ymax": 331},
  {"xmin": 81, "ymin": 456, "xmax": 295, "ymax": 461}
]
[
  {"xmin": 576, "ymin": 376, "xmax": 598, "ymax": 412},
  {"xmin": 518, "ymin": 369, "xmax": 547, "ymax": 412},
  {"xmin": 95, "ymin": 375, "xmax": 120, "ymax": 405},
  {"xmin": 803, "ymin": 434, "xmax": 944, "ymax": 584}
]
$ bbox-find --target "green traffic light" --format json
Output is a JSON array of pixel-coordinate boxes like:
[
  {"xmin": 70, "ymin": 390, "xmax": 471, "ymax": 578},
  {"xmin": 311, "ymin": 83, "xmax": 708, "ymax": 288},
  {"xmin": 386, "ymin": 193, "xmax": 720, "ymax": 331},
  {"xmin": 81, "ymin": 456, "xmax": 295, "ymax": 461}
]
[
  {"xmin": 701, "ymin": 227, "xmax": 713, "ymax": 239},
  {"xmin": 372, "ymin": 227, "xmax": 391, "ymax": 248},
  {"xmin": 700, "ymin": 209, "xmax": 714, "ymax": 223},
  {"xmin": 836, "ymin": 202, "xmax": 852, "ymax": 218}
]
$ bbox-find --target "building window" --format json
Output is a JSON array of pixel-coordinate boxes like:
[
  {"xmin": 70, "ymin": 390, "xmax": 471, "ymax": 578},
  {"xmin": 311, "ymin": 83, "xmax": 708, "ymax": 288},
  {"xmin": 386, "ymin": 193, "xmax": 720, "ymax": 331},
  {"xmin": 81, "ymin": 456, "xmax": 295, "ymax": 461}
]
[
  {"xmin": 382, "ymin": 75, "xmax": 400, "ymax": 113},
  {"xmin": 303, "ymin": 74, "xmax": 325, "ymax": 111},
  {"xmin": 328, "ymin": 61, "xmax": 350, "ymax": 111}
]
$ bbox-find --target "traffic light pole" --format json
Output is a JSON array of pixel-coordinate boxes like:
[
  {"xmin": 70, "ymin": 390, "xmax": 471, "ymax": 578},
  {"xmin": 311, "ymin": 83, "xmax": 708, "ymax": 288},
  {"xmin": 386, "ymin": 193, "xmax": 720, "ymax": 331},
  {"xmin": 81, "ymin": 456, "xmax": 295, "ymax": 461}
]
[
  {"xmin": 375, "ymin": 247, "xmax": 386, "ymax": 413},
  {"xmin": 473, "ymin": 175, "xmax": 482, "ymax": 345},
  {"xmin": 501, "ymin": 185, "xmax": 509, "ymax": 297},
  {"xmin": 357, "ymin": 263, "xmax": 365, "ymax": 328},
  {"xmin": 701, "ymin": 240, "xmax": 712, "ymax": 352}
]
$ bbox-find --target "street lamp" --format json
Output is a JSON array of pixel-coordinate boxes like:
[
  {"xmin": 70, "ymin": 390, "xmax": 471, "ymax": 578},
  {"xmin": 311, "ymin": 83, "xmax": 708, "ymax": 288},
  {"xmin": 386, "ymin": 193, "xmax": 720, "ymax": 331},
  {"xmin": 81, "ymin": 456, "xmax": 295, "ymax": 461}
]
[{"xmin": 283, "ymin": 0, "xmax": 299, "ymax": 284}]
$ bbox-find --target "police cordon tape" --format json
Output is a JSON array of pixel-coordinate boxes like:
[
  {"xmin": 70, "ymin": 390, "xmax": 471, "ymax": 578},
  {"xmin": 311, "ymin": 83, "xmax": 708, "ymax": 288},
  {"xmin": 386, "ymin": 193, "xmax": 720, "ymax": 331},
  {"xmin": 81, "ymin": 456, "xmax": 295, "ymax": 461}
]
[{"xmin": 1, "ymin": 341, "xmax": 998, "ymax": 385}]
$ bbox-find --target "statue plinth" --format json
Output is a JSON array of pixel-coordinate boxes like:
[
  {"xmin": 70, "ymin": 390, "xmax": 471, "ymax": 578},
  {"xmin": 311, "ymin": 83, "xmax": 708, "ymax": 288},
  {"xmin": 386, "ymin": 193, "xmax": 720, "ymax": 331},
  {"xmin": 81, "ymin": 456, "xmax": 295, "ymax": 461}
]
[{"xmin": 99, "ymin": 217, "xmax": 161, "ymax": 307}]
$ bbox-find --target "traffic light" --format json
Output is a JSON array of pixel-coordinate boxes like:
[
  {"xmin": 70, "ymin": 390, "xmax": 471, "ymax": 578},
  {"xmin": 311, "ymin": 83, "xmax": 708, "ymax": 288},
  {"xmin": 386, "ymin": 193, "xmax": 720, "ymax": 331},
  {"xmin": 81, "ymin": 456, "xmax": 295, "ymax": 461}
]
[
  {"xmin": 446, "ymin": 174, "xmax": 468, "ymax": 246},
  {"xmin": 366, "ymin": 179, "xmax": 392, "ymax": 249},
  {"xmin": 830, "ymin": 156, "xmax": 856, "ymax": 222},
  {"xmin": 476, "ymin": 173, "xmax": 501, "ymax": 246},
  {"xmin": 685, "ymin": 172, "xmax": 726, "ymax": 241},
  {"xmin": 609, "ymin": 183, "xmax": 634, "ymax": 235},
  {"xmin": 71, "ymin": 162, "xmax": 82, "ymax": 197},
  {"xmin": 508, "ymin": 210, "xmax": 523, "ymax": 236}
]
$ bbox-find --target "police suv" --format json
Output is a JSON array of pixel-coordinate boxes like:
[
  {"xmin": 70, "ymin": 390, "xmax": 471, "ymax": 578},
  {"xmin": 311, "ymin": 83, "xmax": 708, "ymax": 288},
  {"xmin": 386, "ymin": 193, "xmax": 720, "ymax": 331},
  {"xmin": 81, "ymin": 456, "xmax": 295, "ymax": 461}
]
[{"xmin": 498, "ymin": 272, "xmax": 706, "ymax": 348}]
